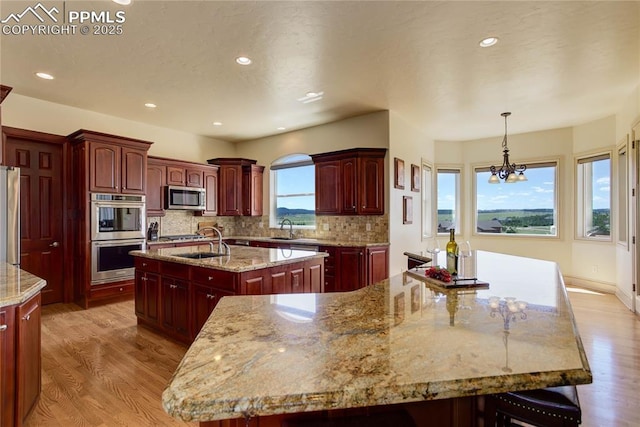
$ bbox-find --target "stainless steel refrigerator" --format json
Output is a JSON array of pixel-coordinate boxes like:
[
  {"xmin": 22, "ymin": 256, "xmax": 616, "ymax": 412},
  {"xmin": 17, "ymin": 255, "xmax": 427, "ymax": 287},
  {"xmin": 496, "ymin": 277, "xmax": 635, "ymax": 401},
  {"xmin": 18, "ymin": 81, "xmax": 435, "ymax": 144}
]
[{"xmin": 0, "ymin": 165, "xmax": 20, "ymax": 266}]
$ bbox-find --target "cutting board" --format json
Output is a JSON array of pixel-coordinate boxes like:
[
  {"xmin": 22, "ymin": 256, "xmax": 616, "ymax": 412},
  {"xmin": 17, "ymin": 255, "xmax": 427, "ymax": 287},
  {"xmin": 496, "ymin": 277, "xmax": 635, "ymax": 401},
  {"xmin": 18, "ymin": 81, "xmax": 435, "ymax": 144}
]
[{"xmin": 197, "ymin": 221, "xmax": 223, "ymax": 237}]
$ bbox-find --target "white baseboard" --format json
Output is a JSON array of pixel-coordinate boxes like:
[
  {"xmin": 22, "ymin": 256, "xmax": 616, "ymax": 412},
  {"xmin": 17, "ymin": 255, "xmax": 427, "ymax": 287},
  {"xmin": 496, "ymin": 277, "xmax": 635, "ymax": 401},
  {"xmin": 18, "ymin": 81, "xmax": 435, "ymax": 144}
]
[
  {"xmin": 615, "ymin": 288, "xmax": 634, "ymax": 311},
  {"xmin": 563, "ymin": 275, "xmax": 617, "ymax": 294}
]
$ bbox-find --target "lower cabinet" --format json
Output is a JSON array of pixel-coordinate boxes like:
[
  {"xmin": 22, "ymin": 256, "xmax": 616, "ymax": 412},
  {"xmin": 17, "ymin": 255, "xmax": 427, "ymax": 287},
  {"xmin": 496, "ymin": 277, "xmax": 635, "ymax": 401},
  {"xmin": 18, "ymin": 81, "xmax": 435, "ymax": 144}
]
[
  {"xmin": 0, "ymin": 292, "xmax": 42, "ymax": 427},
  {"xmin": 134, "ymin": 257, "xmax": 324, "ymax": 344},
  {"xmin": 320, "ymin": 245, "xmax": 389, "ymax": 292}
]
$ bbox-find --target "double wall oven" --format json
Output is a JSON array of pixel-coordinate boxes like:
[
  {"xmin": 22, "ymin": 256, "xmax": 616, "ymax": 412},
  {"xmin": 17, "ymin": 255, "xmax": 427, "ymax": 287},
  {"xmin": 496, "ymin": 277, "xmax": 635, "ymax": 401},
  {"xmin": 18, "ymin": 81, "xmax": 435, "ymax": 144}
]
[{"xmin": 90, "ymin": 193, "xmax": 145, "ymax": 285}]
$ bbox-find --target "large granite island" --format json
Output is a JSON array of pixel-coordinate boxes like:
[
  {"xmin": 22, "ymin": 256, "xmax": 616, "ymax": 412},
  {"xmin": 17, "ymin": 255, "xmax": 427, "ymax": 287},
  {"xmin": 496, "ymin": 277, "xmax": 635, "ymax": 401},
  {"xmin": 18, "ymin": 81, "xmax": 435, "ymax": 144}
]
[{"xmin": 162, "ymin": 251, "xmax": 592, "ymax": 426}]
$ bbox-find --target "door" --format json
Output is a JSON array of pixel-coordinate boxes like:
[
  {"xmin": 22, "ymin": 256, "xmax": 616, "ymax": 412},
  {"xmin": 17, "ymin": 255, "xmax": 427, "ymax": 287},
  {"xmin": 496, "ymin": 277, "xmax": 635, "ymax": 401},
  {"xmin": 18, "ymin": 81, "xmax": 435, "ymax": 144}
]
[
  {"xmin": 89, "ymin": 141, "xmax": 120, "ymax": 193},
  {"xmin": 5, "ymin": 130, "xmax": 66, "ymax": 305},
  {"xmin": 121, "ymin": 147, "xmax": 146, "ymax": 194},
  {"xmin": 633, "ymin": 123, "xmax": 640, "ymax": 313}
]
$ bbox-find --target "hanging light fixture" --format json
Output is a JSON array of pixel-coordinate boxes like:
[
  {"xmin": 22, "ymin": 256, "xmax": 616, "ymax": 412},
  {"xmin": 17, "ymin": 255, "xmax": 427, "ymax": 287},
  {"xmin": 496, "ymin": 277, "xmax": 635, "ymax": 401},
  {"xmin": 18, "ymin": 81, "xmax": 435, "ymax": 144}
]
[{"xmin": 488, "ymin": 112, "xmax": 527, "ymax": 184}]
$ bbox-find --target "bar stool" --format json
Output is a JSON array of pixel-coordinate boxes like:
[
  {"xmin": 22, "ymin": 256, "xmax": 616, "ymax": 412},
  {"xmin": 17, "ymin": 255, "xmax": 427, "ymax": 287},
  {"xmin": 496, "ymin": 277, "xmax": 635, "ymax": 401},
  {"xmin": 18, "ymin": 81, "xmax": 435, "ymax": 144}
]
[{"xmin": 484, "ymin": 385, "xmax": 582, "ymax": 427}]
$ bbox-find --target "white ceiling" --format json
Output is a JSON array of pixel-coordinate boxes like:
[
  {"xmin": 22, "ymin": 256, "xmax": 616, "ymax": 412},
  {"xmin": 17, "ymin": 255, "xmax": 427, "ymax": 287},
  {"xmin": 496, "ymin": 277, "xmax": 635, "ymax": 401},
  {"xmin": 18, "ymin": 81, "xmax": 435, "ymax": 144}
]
[{"xmin": 1, "ymin": 0, "xmax": 638, "ymax": 142}]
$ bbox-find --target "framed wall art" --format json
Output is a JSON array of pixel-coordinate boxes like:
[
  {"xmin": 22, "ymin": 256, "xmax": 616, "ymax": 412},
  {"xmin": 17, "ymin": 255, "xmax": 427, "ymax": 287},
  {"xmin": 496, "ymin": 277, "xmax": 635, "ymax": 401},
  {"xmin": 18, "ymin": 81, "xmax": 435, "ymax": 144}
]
[
  {"xmin": 403, "ymin": 196, "xmax": 413, "ymax": 224},
  {"xmin": 411, "ymin": 164, "xmax": 420, "ymax": 192},
  {"xmin": 394, "ymin": 157, "xmax": 405, "ymax": 189}
]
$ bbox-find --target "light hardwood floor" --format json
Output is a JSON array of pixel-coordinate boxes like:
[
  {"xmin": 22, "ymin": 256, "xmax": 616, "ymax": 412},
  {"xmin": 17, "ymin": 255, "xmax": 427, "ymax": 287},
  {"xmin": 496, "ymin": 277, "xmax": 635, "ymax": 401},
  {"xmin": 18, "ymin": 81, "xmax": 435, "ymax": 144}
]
[{"xmin": 23, "ymin": 289, "xmax": 639, "ymax": 427}]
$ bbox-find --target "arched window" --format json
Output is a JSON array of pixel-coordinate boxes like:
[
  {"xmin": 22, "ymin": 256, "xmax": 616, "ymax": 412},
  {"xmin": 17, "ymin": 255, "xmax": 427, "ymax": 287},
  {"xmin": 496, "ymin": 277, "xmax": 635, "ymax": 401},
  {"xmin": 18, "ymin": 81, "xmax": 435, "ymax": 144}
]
[{"xmin": 270, "ymin": 154, "xmax": 315, "ymax": 228}]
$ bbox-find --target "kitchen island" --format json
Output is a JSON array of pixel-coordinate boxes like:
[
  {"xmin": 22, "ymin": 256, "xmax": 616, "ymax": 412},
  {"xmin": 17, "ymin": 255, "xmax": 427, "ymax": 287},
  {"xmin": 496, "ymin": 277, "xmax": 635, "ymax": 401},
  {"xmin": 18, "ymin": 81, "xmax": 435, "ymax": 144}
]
[
  {"xmin": 130, "ymin": 245, "xmax": 327, "ymax": 342},
  {"xmin": 161, "ymin": 251, "xmax": 592, "ymax": 426}
]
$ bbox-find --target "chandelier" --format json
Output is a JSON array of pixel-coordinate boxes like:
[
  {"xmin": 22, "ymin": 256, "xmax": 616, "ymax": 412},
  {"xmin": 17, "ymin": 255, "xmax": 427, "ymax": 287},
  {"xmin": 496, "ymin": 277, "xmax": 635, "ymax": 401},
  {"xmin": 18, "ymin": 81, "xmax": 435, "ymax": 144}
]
[{"xmin": 488, "ymin": 112, "xmax": 527, "ymax": 184}]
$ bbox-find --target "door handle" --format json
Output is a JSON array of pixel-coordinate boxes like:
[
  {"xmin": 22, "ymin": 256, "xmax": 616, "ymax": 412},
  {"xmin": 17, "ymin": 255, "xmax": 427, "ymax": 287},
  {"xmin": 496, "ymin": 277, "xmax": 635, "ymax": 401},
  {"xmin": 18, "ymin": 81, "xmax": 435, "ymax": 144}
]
[{"xmin": 50, "ymin": 241, "xmax": 60, "ymax": 247}]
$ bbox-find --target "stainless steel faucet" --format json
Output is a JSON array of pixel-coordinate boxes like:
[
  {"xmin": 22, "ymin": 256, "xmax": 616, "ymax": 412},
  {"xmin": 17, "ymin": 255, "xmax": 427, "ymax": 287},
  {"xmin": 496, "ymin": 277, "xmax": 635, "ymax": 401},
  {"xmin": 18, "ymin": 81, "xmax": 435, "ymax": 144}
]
[
  {"xmin": 280, "ymin": 218, "xmax": 294, "ymax": 239},
  {"xmin": 196, "ymin": 226, "xmax": 230, "ymax": 255}
]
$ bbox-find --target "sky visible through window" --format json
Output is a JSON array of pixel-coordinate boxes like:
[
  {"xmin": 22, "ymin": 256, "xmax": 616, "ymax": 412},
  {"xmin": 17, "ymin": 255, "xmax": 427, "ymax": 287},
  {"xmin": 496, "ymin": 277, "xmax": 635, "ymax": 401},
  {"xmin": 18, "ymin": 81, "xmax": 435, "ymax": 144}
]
[{"xmin": 275, "ymin": 165, "xmax": 315, "ymax": 210}]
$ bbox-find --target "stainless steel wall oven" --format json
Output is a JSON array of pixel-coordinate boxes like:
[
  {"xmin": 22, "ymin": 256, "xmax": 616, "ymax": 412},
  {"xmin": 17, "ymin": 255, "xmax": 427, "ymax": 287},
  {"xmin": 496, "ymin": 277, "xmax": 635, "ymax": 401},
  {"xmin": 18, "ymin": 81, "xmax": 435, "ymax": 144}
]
[{"xmin": 91, "ymin": 238, "xmax": 144, "ymax": 285}]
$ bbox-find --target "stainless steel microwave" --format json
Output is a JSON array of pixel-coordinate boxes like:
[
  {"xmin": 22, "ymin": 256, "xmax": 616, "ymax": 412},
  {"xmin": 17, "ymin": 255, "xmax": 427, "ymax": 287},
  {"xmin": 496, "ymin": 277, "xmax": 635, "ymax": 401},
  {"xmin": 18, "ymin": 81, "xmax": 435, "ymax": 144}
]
[{"xmin": 165, "ymin": 185, "xmax": 206, "ymax": 210}]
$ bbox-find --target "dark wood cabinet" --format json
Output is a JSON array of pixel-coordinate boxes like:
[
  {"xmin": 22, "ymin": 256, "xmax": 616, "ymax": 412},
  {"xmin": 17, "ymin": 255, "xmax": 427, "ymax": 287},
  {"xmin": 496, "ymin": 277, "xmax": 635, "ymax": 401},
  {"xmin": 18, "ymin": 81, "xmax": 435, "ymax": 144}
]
[
  {"xmin": 160, "ymin": 277, "xmax": 189, "ymax": 340},
  {"xmin": 318, "ymin": 244, "xmax": 387, "ymax": 292},
  {"xmin": 1, "ymin": 292, "xmax": 41, "ymax": 427},
  {"xmin": 0, "ymin": 85, "xmax": 12, "ymax": 165},
  {"xmin": 146, "ymin": 159, "xmax": 167, "ymax": 216},
  {"xmin": 311, "ymin": 148, "xmax": 387, "ymax": 215},
  {"xmin": 207, "ymin": 158, "xmax": 264, "ymax": 216},
  {"xmin": 134, "ymin": 261, "xmax": 160, "ymax": 325},
  {"xmin": 366, "ymin": 245, "xmax": 389, "ymax": 285},
  {"xmin": 87, "ymin": 141, "xmax": 147, "ymax": 195},
  {"xmin": 167, "ymin": 165, "xmax": 204, "ymax": 188},
  {"xmin": 338, "ymin": 247, "xmax": 366, "ymax": 291},
  {"xmin": 192, "ymin": 283, "xmax": 234, "ymax": 339},
  {"xmin": 0, "ymin": 304, "xmax": 16, "ymax": 427},
  {"xmin": 195, "ymin": 166, "xmax": 219, "ymax": 217}
]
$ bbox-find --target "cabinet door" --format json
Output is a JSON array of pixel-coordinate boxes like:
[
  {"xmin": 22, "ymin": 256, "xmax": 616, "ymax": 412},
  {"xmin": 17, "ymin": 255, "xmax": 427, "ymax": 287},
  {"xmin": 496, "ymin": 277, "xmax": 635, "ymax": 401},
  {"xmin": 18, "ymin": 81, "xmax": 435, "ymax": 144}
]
[
  {"xmin": 315, "ymin": 161, "xmax": 341, "ymax": 214},
  {"xmin": 121, "ymin": 147, "xmax": 146, "ymax": 194},
  {"xmin": 135, "ymin": 271, "xmax": 159, "ymax": 324},
  {"xmin": 161, "ymin": 277, "xmax": 189, "ymax": 339},
  {"xmin": 89, "ymin": 142, "xmax": 120, "ymax": 193},
  {"xmin": 166, "ymin": 166, "xmax": 186, "ymax": 186},
  {"xmin": 186, "ymin": 168, "xmax": 204, "ymax": 188},
  {"xmin": 320, "ymin": 246, "xmax": 337, "ymax": 293},
  {"xmin": 16, "ymin": 293, "xmax": 41, "ymax": 425},
  {"xmin": 308, "ymin": 262, "xmax": 323, "ymax": 293},
  {"xmin": 219, "ymin": 165, "xmax": 243, "ymax": 216},
  {"xmin": 0, "ymin": 305, "xmax": 16, "ymax": 427},
  {"xmin": 242, "ymin": 165, "xmax": 264, "ymax": 216},
  {"xmin": 358, "ymin": 156, "xmax": 384, "ymax": 214},
  {"xmin": 196, "ymin": 167, "xmax": 219, "ymax": 216},
  {"xmin": 367, "ymin": 246, "xmax": 389, "ymax": 285},
  {"xmin": 146, "ymin": 161, "xmax": 166, "ymax": 216},
  {"xmin": 338, "ymin": 247, "xmax": 365, "ymax": 291},
  {"xmin": 192, "ymin": 284, "xmax": 233, "ymax": 338},
  {"xmin": 341, "ymin": 158, "xmax": 358, "ymax": 214}
]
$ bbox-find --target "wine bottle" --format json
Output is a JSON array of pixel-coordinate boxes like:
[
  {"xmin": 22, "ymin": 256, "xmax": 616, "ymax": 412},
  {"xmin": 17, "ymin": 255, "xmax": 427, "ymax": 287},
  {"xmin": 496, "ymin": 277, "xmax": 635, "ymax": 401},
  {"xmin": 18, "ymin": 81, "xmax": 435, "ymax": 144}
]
[{"xmin": 446, "ymin": 228, "xmax": 458, "ymax": 276}]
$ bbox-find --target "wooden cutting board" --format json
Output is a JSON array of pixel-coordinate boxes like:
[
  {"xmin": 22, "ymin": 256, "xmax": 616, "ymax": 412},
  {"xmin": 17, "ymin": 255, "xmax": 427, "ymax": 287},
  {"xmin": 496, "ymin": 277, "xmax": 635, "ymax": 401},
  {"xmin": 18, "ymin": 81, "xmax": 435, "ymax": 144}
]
[{"xmin": 197, "ymin": 221, "xmax": 222, "ymax": 237}]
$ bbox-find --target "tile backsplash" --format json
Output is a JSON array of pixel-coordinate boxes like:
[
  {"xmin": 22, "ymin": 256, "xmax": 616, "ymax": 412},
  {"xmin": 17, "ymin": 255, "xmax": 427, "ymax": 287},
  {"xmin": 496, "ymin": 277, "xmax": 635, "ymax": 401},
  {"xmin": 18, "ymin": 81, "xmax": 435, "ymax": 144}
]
[{"xmin": 148, "ymin": 211, "xmax": 388, "ymax": 242}]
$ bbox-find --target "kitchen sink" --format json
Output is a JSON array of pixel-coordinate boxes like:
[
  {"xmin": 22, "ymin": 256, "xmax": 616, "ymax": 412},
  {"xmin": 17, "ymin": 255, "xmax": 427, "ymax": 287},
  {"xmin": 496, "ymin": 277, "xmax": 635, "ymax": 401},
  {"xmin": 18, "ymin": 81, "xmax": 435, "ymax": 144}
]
[{"xmin": 174, "ymin": 252, "xmax": 225, "ymax": 259}]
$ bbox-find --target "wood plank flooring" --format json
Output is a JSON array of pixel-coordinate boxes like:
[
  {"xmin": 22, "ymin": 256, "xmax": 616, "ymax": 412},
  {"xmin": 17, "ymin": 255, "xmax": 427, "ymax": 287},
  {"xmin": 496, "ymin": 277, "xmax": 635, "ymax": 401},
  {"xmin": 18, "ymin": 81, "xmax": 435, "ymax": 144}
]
[{"xmin": 23, "ymin": 289, "xmax": 639, "ymax": 427}]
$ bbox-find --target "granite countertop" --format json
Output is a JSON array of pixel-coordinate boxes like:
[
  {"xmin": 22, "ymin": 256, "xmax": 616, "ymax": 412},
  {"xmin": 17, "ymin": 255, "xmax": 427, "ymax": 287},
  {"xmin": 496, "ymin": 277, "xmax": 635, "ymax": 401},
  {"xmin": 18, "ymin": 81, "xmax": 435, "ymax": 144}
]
[
  {"xmin": 226, "ymin": 235, "xmax": 390, "ymax": 247},
  {"xmin": 162, "ymin": 250, "xmax": 592, "ymax": 422},
  {"xmin": 0, "ymin": 263, "xmax": 47, "ymax": 307},
  {"xmin": 131, "ymin": 244, "xmax": 328, "ymax": 273}
]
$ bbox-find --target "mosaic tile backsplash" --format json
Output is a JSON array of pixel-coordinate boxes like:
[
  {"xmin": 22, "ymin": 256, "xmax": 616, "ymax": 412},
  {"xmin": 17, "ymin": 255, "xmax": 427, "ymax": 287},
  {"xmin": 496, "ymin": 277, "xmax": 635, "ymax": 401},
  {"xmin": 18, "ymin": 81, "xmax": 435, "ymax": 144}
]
[{"xmin": 148, "ymin": 211, "xmax": 389, "ymax": 243}]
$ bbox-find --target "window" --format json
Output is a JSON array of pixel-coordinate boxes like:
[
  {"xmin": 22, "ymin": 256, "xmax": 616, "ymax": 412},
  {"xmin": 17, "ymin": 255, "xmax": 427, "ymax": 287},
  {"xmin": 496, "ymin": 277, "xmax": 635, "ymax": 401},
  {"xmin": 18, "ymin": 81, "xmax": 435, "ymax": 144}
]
[
  {"xmin": 270, "ymin": 154, "xmax": 315, "ymax": 228},
  {"xmin": 437, "ymin": 168, "xmax": 461, "ymax": 234},
  {"xmin": 421, "ymin": 161, "xmax": 433, "ymax": 239},
  {"xmin": 474, "ymin": 161, "xmax": 558, "ymax": 236},
  {"xmin": 576, "ymin": 153, "xmax": 611, "ymax": 239}
]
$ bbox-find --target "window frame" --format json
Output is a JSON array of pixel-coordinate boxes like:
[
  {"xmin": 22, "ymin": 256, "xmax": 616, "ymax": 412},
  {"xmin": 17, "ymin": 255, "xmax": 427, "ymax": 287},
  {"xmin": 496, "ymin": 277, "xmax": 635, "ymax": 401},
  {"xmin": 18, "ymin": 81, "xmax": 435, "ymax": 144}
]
[
  {"xmin": 575, "ymin": 150, "xmax": 612, "ymax": 242},
  {"xmin": 436, "ymin": 165, "xmax": 462, "ymax": 236},
  {"xmin": 421, "ymin": 160, "xmax": 434, "ymax": 240},
  {"xmin": 269, "ymin": 154, "xmax": 316, "ymax": 230},
  {"xmin": 472, "ymin": 158, "xmax": 561, "ymax": 238},
  {"xmin": 617, "ymin": 137, "xmax": 629, "ymax": 249}
]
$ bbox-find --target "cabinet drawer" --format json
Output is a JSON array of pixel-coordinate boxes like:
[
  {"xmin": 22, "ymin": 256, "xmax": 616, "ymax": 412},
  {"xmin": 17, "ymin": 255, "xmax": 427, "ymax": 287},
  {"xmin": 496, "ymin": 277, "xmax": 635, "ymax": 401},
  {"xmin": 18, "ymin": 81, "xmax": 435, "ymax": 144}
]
[
  {"xmin": 135, "ymin": 257, "xmax": 160, "ymax": 272},
  {"xmin": 160, "ymin": 261, "xmax": 190, "ymax": 280},
  {"xmin": 90, "ymin": 282, "xmax": 133, "ymax": 299},
  {"xmin": 191, "ymin": 267, "xmax": 236, "ymax": 291}
]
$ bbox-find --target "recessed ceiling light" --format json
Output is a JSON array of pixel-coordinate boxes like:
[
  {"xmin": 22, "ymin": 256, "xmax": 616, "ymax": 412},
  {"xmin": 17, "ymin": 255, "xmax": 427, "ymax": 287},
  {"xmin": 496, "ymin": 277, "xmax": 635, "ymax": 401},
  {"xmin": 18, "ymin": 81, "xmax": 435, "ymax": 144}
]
[
  {"xmin": 112, "ymin": 0, "xmax": 131, "ymax": 5},
  {"xmin": 35, "ymin": 72, "xmax": 54, "ymax": 80},
  {"xmin": 277, "ymin": 127, "xmax": 286, "ymax": 131},
  {"xmin": 213, "ymin": 122, "xmax": 223, "ymax": 126},
  {"xmin": 479, "ymin": 37, "xmax": 499, "ymax": 48},
  {"xmin": 144, "ymin": 103, "xmax": 157, "ymax": 108},
  {"xmin": 235, "ymin": 56, "xmax": 252, "ymax": 65},
  {"xmin": 297, "ymin": 91, "xmax": 324, "ymax": 104}
]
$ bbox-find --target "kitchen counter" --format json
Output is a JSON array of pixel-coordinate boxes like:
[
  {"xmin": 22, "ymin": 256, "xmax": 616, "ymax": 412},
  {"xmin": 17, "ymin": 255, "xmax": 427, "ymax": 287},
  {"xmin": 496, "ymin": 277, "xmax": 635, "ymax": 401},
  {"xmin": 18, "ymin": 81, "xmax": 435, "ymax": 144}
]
[
  {"xmin": 162, "ymin": 250, "xmax": 592, "ymax": 423},
  {"xmin": 131, "ymin": 244, "xmax": 328, "ymax": 273},
  {"xmin": 0, "ymin": 263, "xmax": 47, "ymax": 307},
  {"xmin": 227, "ymin": 235, "xmax": 389, "ymax": 247}
]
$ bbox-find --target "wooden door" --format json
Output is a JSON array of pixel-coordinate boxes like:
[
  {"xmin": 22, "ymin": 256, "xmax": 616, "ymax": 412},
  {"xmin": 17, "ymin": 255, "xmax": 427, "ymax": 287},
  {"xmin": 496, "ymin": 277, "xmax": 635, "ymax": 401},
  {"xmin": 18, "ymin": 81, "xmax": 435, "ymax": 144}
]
[
  {"xmin": 341, "ymin": 158, "xmax": 357, "ymax": 214},
  {"xmin": 338, "ymin": 247, "xmax": 365, "ymax": 291},
  {"xmin": 367, "ymin": 246, "xmax": 389, "ymax": 285},
  {"xmin": 5, "ymin": 134, "xmax": 66, "ymax": 304},
  {"xmin": 121, "ymin": 147, "xmax": 146, "ymax": 194},
  {"xmin": 146, "ymin": 161, "xmax": 166, "ymax": 216},
  {"xmin": 185, "ymin": 167, "xmax": 204, "ymax": 188},
  {"xmin": 16, "ymin": 293, "xmax": 41, "ymax": 425},
  {"xmin": 89, "ymin": 141, "xmax": 120, "ymax": 193},
  {"xmin": 166, "ymin": 166, "xmax": 186, "ymax": 186},
  {"xmin": 315, "ymin": 161, "xmax": 341, "ymax": 214},
  {"xmin": 359, "ymin": 156, "xmax": 384, "ymax": 214},
  {"xmin": 198, "ymin": 167, "xmax": 218, "ymax": 216}
]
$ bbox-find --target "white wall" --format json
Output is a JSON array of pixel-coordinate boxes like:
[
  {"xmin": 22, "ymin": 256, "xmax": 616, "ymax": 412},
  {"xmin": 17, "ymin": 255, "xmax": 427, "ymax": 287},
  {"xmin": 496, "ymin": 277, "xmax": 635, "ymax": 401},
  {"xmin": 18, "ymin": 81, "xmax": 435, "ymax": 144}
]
[
  {"xmin": 235, "ymin": 111, "xmax": 391, "ymax": 215},
  {"xmin": 388, "ymin": 111, "xmax": 434, "ymax": 275},
  {"xmin": 2, "ymin": 93, "xmax": 236, "ymax": 162}
]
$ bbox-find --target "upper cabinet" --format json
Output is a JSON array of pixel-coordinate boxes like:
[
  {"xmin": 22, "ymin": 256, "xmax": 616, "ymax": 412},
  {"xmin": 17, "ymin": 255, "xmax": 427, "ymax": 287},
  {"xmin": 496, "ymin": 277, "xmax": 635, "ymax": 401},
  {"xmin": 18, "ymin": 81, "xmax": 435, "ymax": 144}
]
[
  {"xmin": 69, "ymin": 130, "xmax": 152, "ymax": 195},
  {"xmin": 207, "ymin": 158, "xmax": 264, "ymax": 217},
  {"xmin": 0, "ymin": 85, "xmax": 13, "ymax": 165},
  {"xmin": 311, "ymin": 148, "xmax": 387, "ymax": 215},
  {"xmin": 147, "ymin": 156, "xmax": 218, "ymax": 217}
]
